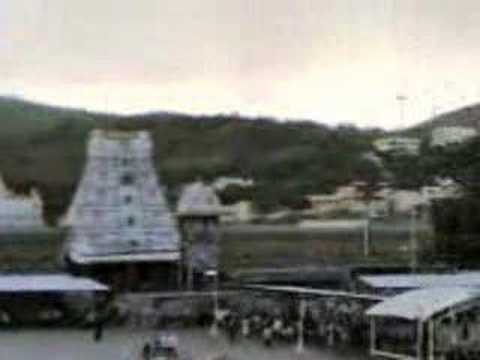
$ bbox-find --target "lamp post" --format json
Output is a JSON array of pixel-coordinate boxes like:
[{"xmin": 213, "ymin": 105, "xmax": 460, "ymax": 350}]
[
  {"xmin": 410, "ymin": 207, "xmax": 418, "ymax": 273},
  {"xmin": 364, "ymin": 204, "xmax": 370, "ymax": 257},
  {"xmin": 396, "ymin": 94, "xmax": 408, "ymax": 125},
  {"xmin": 296, "ymin": 298, "xmax": 307, "ymax": 354},
  {"xmin": 205, "ymin": 269, "xmax": 219, "ymax": 337}
]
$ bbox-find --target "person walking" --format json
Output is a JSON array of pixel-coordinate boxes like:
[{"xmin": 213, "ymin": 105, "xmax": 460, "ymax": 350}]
[
  {"xmin": 263, "ymin": 325, "xmax": 273, "ymax": 347},
  {"xmin": 93, "ymin": 313, "xmax": 104, "ymax": 342}
]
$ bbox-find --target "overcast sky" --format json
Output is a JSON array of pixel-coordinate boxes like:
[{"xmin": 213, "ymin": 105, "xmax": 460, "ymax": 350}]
[{"xmin": 2, "ymin": 1, "xmax": 480, "ymax": 129}]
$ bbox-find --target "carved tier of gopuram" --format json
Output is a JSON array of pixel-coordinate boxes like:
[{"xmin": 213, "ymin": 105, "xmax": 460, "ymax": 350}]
[
  {"xmin": 63, "ymin": 130, "xmax": 181, "ymax": 291},
  {"xmin": 176, "ymin": 181, "xmax": 225, "ymax": 290}
]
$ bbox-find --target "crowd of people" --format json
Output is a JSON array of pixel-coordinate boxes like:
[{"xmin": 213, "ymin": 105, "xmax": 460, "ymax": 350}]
[{"xmin": 213, "ymin": 296, "xmax": 371, "ymax": 349}]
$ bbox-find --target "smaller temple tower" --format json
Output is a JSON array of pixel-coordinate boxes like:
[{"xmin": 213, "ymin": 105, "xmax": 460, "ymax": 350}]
[
  {"xmin": 0, "ymin": 175, "xmax": 45, "ymax": 231},
  {"xmin": 176, "ymin": 181, "xmax": 224, "ymax": 290}
]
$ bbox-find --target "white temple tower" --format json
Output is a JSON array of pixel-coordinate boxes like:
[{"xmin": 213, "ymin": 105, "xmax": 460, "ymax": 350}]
[
  {"xmin": 0, "ymin": 175, "xmax": 45, "ymax": 232},
  {"xmin": 65, "ymin": 130, "xmax": 181, "ymax": 290},
  {"xmin": 176, "ymin": 181, "xmax": 224, "ymax": 290}
]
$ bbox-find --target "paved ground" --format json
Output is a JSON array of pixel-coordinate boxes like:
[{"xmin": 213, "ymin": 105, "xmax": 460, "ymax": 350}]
[{"xmin": 0, "ymin": 328, "xmax": 372, "ymax": 360}]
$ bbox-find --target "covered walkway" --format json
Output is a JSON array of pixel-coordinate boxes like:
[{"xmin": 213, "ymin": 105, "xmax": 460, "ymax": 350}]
[{"xmin": 366, "ymin": 287, "xmax": 480, "ymax": 359}]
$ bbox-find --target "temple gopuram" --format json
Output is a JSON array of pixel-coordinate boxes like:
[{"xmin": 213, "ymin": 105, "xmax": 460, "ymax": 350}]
[
  {"xmin": 176, "ymin": 181, "xmax": 225, "ymax": 290},
  {"xmin": 64, "ymin": 130, "xmax": 181, "ymax": 291},
  {"xmin": 0, "ymin": 175, "xmax": 45, "ymax": 232}
]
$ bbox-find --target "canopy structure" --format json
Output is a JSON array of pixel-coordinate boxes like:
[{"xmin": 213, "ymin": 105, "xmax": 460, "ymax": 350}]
[
  {"xmin": 360, "ymin": 272, "xmax": 480, "ymax": 290},
  {"xmin": 0, "ymin": 274, "xmax": 109, "ymax": 293},
  {"xmin": 367, "ymin": 287, "xmax": 480, "ymax": 360},
  {"xmin": 246, "ymin": 284, "xmax": 384, "ymax": 301},
  {"xmin": 366, "ymin": 287, "xmax": 480, "ymax": 321}
]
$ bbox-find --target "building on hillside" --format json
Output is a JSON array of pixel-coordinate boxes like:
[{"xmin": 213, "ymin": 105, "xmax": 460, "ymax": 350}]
[
  {"xmin": 307, "ymin": 182, "xmax": 435, "ymax": 218},
  {"xmin": 430, "ymin": 126, "xmax": 477, "ymax": 147},
  {"xmin": 221, "ymin": 200, "xmax": 255, "ymax": 223},
  {"xmin": 307, "ymin": 185, "xmax": 364, "ymax": 215},
  {"xmin": 307, "ymin": 183, "xmax": 390, "ymax": 218},
  {"xmin": 361, "ymin": 151, "xmax": 383, "ymax": 166},
  {"xmin": 0, "ymin": 175, "xmax": 46, "ymax": 232},
  {"xmin": 176, "ymin": 181, "xmax": 225, "ymax": 290},
  {"xmin": 63, "ymin": 130, "xmax": 181, "ymax": 291},
  {"xmin": 388, "ymin": 190, "xmax": 422, "ymax": 214},
  {"xmin": 212, "ymin": 177, "xmax": 254, "ymax": 191},
  {"xmin": 373, "ymin": 137, "xmax": 421, "ymax": 156},
  {"xmin": 421, "ymin": 178, "xmax": 462, "ymax": 204}
]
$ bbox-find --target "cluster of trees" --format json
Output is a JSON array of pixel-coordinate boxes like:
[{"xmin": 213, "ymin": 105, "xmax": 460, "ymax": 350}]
[
  {"xmin": 3, "ymin": 97, "xmax": 480, "ymax": 265},
  {"xmin": 0, "ymin": 98, "xmax": 384, "ymax": 222},
  {"xmin": 425, "ymin": 138, "xmax": 480, "ymax": 266},
  {"xmin": 377, "ymin": 137, "xmax": 480, "ymax": 266}
]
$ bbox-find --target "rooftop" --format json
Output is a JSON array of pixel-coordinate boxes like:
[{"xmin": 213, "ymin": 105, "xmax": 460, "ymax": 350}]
[
  {"xmin": 177, "ymin": 181, "xmax": 225, "ymax": 216},
  {"xmin": 360, "ymin": 272, "xmax": 480, "ymax": 289},
  {"xmin": 366, "ymin": 287, "xmax": 479, "ymax": 321},
  {"xmin": 0, "ymin": 273, "xmax": 108, "ymax": 293}
]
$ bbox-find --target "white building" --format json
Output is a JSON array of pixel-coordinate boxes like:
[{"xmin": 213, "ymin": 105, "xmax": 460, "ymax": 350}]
[
  {"xmin": 421, "ymin": 178, "xmax": 462, "ymax": 203},
  {"xmin": 307, "ymin": 183, "xmax": 390, "ymax": 217},
  {"xmin": 388, "ymin": 190, "xmax": 422, "ymax": 214},
  {"xmin": 430, "ymin": 126, "xmax": 477, "ymax": 147},
  {"xmin": 212, "ymin": 177, "xmax": 254, "ymax": 191},
  {"xmin": 373, "ymin": 137, "xmax": 421, "ymax": 156},
  {"xmin": 221, "ymin": 201, "xmax": 254, "ymax": 223},
  {"xmin": 307, "ymin": 185, "xmax": 365, "ymax": 215},
  {"xmin": 0, "ymin": 176, "xmax": 45, "ymax": 231},
  {"xmin": 65, "ymin": 130, "xmax": 181, "ymax": 266}
]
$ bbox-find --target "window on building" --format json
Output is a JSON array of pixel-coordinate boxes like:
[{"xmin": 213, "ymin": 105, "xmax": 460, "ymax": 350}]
[
  {"xmin": 129, "ymin": 239, "xmax": 139, "ymax": 247},
  {"xmin": 125, "ymin": 195, "xmax": 133, "ymax": 204},
  {"xmin": 121, "ymin": 173, "xmax": 135, "ymax": 186},
  {"xmin": 127, "ymin": 216, "xmax": 135, "ymax": 227}
]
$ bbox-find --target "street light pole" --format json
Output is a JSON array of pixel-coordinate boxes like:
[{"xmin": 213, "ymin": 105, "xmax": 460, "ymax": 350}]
[
  {"xmin": 396, "ymin": 94, "xmax": 408, "ymax": 125},
  {"xmin": 206, "ymin": 269, "xmax": 219, "ymax": 337},
  {"xmin": 364, "ymin": 206, "xmax": 370, "ymax": 258},
  {"xmin": 296, "ymin": 298, "xmax": 306, "ymax": 354},
  {"xmin": 410, "ymin": 207, "xmax": 418, "ymax": 272}
]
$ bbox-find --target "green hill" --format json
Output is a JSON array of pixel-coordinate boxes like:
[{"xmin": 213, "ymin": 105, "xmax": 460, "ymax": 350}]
[
  {"xmin": 0, "ymin": 97, "xmax": 383, "ymax": 223},
  {"xmin": 403, "ymin": 103, "xmax": 480, "ymax": 138}
]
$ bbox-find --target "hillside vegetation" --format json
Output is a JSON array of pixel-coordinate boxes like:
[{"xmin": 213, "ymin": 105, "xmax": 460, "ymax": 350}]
[
  {"xmin": 0, "ymin": 97, "xmax": 385, "ymax": 223},
  {"xmin": 404, "ymin": 103, "xmax": 480, "ymax": 137}
]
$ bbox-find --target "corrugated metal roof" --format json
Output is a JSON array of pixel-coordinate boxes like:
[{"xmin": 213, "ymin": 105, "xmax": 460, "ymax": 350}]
[
  {"xmin": 0, "ymin": 274, "xmax": 108, "ymax": 292},
  {"xmin": 366, "ymin": 287, "xmax": 479, "ymax": 321},
  {"xmin": 70, "ymin": 250, "xmax": 180, "ymax": 265},
  {"xmin": 245, "ymin": 284, "xmax": 385, "ymax": 301},
  {"xmin": 360, "ymin": 272, "xmax": 480, "ymax": 289}
]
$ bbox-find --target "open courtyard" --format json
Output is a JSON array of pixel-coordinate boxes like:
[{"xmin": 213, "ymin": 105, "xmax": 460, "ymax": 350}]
[{"xmin": 0, "ymin": 328, "xmax": 371, "ymax": 360}]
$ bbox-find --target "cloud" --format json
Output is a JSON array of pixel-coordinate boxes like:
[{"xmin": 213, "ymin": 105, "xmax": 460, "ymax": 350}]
[{"xmin": 2, "ymin": 0, "xmax": 480, "ymax": 128}]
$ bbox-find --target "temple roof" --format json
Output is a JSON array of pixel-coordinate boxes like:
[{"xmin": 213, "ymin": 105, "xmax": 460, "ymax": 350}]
[{"xmin": 177, "ymin": 181, "xmax": 225, "ymax": 216}]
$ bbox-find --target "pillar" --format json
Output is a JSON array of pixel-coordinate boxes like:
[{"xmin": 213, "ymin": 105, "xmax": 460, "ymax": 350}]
[
  {"xmin": 370, "ymin": 318, "xmax": 376, "ymax": 355},
  {"xmin": 417, "ymin": 319, "xmax": 424, "ymax": 360},
  {"xmin": 428, "ymin": 319, "xmax": 435, "ymax": 360},
  {"xmin": 296, "ymin": 298, "xmax": 306, "ymax": 354}
]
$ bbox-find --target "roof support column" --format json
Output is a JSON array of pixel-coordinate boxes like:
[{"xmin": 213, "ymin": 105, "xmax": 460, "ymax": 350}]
[
  {"xmin": 296, "ymin": 298, "xmax": 306, "ymax": 354},
  {"xmin": 428, "ymin": 319, "xmax": 435, "ymax": 360},
  {"xmin": 417, "ymin": 319, "xmax": 424, "ymax": 360},
  {"xmin": 370, "ymin": 317, "xmax": 376, "ymax": 355}
]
